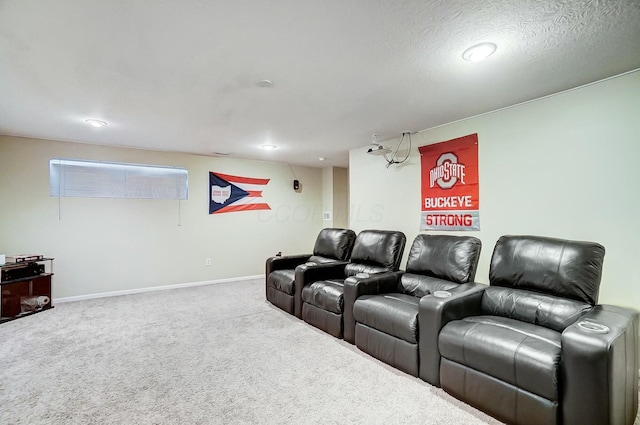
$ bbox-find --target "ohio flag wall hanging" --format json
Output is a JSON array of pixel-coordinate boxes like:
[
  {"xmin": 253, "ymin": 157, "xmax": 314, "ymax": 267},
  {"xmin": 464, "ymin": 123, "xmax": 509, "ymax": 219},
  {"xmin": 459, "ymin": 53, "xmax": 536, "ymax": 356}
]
[
  {"xmin": 418, "ymin": 133, "xmax": 480, "ymax": 231},
  {"xmin": 209, "ymin": 172, "xmax": 271, "ymax": 214}
]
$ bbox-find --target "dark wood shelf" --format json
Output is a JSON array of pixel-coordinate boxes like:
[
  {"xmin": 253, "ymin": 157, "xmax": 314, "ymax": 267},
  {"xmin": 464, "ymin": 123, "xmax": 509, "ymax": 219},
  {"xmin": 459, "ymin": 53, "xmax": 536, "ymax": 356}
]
[
  {"xmin": 1, "ymin": 272, "xmax": 54, "ymax": 286},
  {"xmin": 1, "ymin": 258, "xmax": 54, "ymax": 323},
  {"xmin": 0, "ymin": 306, "xmax": 54, "ymax": 323}
]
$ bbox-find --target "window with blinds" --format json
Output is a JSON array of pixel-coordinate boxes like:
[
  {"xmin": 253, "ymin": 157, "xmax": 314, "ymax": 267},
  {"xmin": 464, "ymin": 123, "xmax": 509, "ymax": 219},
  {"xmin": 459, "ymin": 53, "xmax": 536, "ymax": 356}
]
[{"xmin": 49, "ymin": 158, "xmax": 188, "ymax": 200}]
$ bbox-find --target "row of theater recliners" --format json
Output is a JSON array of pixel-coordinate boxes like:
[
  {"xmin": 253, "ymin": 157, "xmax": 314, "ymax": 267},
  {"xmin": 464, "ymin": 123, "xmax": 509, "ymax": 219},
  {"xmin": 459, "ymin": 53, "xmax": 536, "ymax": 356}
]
[{"xmin": 265, "ymin": 229, "xmax": 639, "ymax": 425}]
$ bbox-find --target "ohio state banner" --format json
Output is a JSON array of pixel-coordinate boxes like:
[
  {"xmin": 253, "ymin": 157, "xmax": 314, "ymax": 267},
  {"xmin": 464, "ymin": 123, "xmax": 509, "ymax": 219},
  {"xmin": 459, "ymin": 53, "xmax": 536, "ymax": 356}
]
[
  {"xmin": 209, "ymin": 172, "xmax": 271, "ymax": 214},
  {"xmin": 418, "ymin": 134, "xmax": 479, "ymax": 231}
]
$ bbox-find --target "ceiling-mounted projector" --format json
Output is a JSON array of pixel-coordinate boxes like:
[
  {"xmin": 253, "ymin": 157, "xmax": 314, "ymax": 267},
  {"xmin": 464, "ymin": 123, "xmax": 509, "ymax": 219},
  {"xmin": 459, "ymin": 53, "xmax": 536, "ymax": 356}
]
[{"xmin": 366, "ymin": 144, "xmax": 391, "ymax": 155}]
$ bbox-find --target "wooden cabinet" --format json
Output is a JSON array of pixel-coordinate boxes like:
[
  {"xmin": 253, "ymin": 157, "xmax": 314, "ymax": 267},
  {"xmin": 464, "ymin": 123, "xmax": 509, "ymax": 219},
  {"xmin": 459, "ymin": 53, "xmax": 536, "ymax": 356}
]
[{"xmin": 1, "ymin": 258, "xmax": 53, "ymax": 323}]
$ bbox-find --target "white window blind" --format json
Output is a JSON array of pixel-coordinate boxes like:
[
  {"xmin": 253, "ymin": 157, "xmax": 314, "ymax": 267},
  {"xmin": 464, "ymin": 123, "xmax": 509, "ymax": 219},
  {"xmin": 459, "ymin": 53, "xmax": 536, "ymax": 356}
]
[{"xmin": 50, "ymin": 159, "xmax": 188, "ymax": 200}]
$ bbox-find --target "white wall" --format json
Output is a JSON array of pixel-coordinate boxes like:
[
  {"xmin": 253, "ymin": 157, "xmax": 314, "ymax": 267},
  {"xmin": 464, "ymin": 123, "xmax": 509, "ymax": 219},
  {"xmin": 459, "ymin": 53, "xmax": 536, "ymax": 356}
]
[
  {"xmin": 350, "ymin": 70, "xmax": 640, "ymax": 311},
  {"xmin": 0, "ymin": 136, "xmax": 324, "ymax": 298},
  {"xmin": 322, "ymin": 166, "xmax": 334, "ymax": 227},
  {"xmin": 321, "ymin": 166, "xmax": 349, "ymax": 229},
  {"xmin": 332, "ymin": 167, "xmax": 349, "ymax": 229}
]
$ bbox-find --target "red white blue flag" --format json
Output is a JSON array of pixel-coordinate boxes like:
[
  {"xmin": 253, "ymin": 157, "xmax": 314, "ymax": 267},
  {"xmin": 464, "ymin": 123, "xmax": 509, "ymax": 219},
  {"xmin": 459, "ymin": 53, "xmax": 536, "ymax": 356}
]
[{"xmin": 209, "ymin": 172, "xmax": 271, "ymax": 214}]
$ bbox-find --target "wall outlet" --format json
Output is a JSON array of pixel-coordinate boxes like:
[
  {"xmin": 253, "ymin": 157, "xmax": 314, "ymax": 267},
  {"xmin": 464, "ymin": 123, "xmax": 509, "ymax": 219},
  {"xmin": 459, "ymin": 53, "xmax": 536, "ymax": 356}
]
[{"xmin": 205, "ymin": 258, "xmax": 212, "ymax": 266}]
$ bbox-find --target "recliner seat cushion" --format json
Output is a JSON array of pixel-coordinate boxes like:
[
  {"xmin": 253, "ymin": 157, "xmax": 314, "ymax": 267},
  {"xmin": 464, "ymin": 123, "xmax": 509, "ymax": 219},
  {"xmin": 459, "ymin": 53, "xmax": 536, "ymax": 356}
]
[
  {"xmin": 301, "ymin": 279, "xmax": 345, "ymax": 314},
  {"xmin": 439, "ymin": 315, "xmax": 562, "ymax": 401},
  {"xmin": 267, "ymin": 269, "xmax": 296, "ymax": 295},
  {"xmin": 354, "ymin": 294, "xmax": 419, "ymax": 343}
]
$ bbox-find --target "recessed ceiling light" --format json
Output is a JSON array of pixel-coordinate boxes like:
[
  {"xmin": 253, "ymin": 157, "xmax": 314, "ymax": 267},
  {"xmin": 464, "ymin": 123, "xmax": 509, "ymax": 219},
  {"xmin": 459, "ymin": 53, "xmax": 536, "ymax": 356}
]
[
  {"xmin": 257, "ymin": 80, "xmax": 273, "ymax": 88},
  {"xmin": 318, "ymin": 157, "xmax": 326, "ymax": 161},
  {"xmin": 85, "ymin": 119, "xmax": 107, "ymax": 128},
  {"xmin": 261, "ymin": 144, "xmax": 277, "ymax": 150},
  {"xmin": 462, "ymin": 43, "xmax": 497, "ymax": 62}
]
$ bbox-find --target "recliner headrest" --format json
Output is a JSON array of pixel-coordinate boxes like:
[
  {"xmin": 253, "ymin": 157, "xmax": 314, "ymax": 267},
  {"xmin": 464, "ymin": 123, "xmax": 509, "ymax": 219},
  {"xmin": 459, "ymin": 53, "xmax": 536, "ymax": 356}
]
[
  {"xmin": 406, "ymin": 234, "xmax": 482, "ymax": 283},
  {"xmin": 312, "ymin": 228, "xmax": 357, "ymax": 261},
  {"xmin": 350, "ymin": 230, "xmax": 406, "ymax": 270},
  {"xmin": 489, "ymin": 235, "xmax": 605, "ymax": 305}
]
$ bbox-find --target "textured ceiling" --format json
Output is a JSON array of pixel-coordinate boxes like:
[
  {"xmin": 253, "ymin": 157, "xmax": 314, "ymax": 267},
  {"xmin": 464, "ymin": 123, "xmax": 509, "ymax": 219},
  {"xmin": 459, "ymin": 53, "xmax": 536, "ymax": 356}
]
[{"xmin": 1, "ymin": 0, "xmax": 639, "ymax": 167}]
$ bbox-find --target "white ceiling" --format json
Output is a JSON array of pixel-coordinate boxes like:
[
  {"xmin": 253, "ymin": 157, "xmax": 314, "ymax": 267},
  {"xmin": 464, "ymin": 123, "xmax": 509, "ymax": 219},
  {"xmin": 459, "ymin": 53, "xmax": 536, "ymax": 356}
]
[{"xmin": 1, "ymin": 0, "xmax": 639, "ymax": 168}]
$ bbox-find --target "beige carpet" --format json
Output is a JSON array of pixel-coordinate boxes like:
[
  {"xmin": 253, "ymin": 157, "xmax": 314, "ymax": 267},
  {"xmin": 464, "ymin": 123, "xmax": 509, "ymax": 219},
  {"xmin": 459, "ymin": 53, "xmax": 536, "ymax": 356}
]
[{"xmin": 0, "ymin": 278, "xmax": 635, "ymax": 425}]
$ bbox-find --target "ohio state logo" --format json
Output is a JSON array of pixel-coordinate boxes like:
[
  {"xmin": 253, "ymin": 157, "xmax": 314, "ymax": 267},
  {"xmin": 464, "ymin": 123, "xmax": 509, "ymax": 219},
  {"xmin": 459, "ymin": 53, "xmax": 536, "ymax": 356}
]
[{"xmin": 429, "ymin": 152, "xmax": 466, "ymax": 189}]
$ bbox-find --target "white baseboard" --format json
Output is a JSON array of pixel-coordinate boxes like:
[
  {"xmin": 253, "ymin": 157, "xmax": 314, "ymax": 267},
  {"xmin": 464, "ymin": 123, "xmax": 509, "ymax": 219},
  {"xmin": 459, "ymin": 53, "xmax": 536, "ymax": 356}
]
[{"xmin": 54, "ymin": 274, "xmax": 264, "ymax": 303}]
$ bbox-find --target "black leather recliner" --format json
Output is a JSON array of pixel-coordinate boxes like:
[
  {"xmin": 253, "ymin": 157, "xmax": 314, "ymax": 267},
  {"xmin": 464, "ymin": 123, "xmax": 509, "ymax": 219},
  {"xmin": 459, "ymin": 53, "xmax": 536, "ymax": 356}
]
[
  {"xmin": 421, "ymin": 235, "xmax": 639, "ymax": 425},
  {"xmin": 300, "ymin": 229, "xmax": 406, "ymax": 338},
  {"xmin": 342, "ymin": 234, "xmax": 482, "ymax": 377},
  {"xmin": 265, "ymin": 228, "xmax": 356, "ymax": 318}
]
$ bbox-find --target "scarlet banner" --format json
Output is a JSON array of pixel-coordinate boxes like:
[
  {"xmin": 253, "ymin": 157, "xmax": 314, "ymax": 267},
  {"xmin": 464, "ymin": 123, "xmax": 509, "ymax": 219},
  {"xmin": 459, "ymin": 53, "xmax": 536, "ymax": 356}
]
[{"xmin": 418, "ymin": 133, "xmax": 480, "ymax": 231}]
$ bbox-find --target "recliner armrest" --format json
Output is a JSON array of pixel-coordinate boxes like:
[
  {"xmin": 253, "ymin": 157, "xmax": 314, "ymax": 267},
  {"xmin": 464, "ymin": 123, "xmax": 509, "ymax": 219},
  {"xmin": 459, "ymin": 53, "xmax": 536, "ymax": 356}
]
[
  {"xmin": 265, "ymin": 254, "xmax": 313, "ymax": 277},
  {"xmin": 293, "ymin": 262, "xmax": 349, "ymax": 318},
  {"xmin": 418, "ymin": 282, "xmax": 486, "ymax": 386},
  {"xmin": 561, "ymin": 305, "xmax": 639, "ymax": 425},
  {"xmin": 266, "ymin": 254, "xmax": 313, "ymax": 301},
  {"xmin": 343, "ymin": 270, "xmax": 405, "ymax": 344}
]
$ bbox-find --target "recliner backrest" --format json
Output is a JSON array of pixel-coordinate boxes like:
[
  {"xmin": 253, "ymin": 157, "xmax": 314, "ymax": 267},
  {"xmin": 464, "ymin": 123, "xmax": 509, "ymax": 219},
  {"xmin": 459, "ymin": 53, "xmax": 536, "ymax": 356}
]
[
  {"xmin": 310, "ymin": 228, "xmax": 356, "ymax": 263},
  {"xmin": 345, "ymin": 230, "xmax": 406, "ymax": 276},
  {"xmin": 490, "ymin": 235, "xmax": 605, "ymax": 304},
  {"xmin": 400, "ymin": 234, "xmax": 481, "ymax": 297},
  {"xmin": 484, "ymin": 235, "xmax": 605, "ymax": 331}
]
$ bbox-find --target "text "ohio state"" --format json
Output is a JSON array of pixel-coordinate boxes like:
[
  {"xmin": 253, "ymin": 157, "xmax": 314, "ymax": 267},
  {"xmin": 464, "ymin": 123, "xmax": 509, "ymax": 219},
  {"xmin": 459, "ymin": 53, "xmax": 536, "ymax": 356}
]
[{"xmin": 429, "ymin": 161, "xmax": 466, "ymax": 188}]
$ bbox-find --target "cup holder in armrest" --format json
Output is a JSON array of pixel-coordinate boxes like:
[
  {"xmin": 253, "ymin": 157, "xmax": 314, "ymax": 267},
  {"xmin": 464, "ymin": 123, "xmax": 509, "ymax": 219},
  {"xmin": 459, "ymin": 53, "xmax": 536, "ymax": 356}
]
[
  {"xmin": 577, "ymin": 320, "xmax": 610, "ymax": 334},
  {"xmin": 355, "ymin": 273, "xmax": 370, "ymax": 279},
  {"xmin": 433, "ymin": 290, "xmax": 452, "ymax": 298}
]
